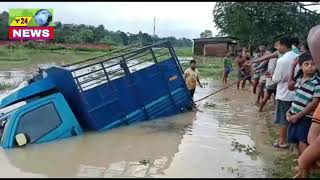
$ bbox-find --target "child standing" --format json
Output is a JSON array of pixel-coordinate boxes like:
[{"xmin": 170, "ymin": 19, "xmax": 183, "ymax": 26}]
[
  {"xmin": 293, "ymin": 25, "xmax": 320, "ymax": 178},
  {"xmin": 184, "ymin": 60, "xmax": 203, "ymax": 98},
  {"xmin": 222, "ymin": 52, "xmax": 233, "ymax": 86},
  {"xmin": 286, "ymin": 52, "xmax": 320, "ymax": 157}
]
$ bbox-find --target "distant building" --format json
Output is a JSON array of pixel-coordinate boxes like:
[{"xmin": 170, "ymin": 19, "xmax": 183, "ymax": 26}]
[{"xmin": 192, "ymin": 37, "xmax": 239, "ymax": 57}]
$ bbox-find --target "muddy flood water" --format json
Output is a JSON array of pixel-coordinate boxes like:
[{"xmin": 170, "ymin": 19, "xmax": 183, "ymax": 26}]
[{"xmin": 0, "ymin": 65, "xmax": 277, "ymax": 178}]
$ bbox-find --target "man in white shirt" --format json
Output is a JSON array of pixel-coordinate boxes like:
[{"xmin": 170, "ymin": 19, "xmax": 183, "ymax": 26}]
[{"xmin": 271, "ymin": 36, "xmax": 299, "ymax": 148}]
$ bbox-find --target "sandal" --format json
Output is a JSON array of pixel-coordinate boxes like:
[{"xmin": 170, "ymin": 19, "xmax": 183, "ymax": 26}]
[{"xmin": 272, "ymin": 142, "xmax": 288, "ymax": 149}]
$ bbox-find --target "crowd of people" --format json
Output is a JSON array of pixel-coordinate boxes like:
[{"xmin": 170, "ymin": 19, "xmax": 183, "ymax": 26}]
[
  {"xmin": 223, "ymin": 26, "xmax": 320, "ymax": 178},
  {"xmin": 185, "ymin": 25, "xmax": 320, "ymax": 178}
]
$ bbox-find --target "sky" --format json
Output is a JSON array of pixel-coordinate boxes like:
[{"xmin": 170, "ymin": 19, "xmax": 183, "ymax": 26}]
[
  {"xmin": 0, "ymin": 2, "xmax": 217, "ymax": 39},
  {"xmin": 0, "ymin": 2, "xmax": 319, "ymax": 40}
]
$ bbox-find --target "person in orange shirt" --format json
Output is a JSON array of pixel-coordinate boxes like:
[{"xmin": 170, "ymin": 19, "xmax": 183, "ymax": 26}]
[{"xmin": 184, "ymin": 60, "xmax": 203, "ymax": 98}]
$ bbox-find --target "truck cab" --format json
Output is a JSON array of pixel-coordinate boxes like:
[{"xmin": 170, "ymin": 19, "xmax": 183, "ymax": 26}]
[{"xmin": 0, "ymin": 78, "xmax": 83, "ymax": 148}]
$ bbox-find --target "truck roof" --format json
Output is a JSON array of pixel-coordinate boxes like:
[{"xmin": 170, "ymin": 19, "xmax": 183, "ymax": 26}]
[{"xmin": 0, "ymin": 78, "xmax": 56, "ymax": 109}]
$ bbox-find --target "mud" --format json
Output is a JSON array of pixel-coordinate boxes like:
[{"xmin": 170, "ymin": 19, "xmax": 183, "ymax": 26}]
[
  {"xmin": 0, "ymin": 57, "xmax": 278, "ymax": 177},
  {"xmin": 0, "ymin": 77, "xmax": 277, "ymax": 178}
]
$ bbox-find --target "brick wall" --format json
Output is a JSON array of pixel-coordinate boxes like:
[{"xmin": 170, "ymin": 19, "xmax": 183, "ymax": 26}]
[{"xmin": 203, "ymin": 43, "xmax": 228, "ymax": 57}]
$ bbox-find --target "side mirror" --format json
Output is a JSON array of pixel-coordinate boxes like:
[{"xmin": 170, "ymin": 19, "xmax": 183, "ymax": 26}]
[{"xmin": 15, "ymin": 133, "xmax": 28, "ymax": 147}]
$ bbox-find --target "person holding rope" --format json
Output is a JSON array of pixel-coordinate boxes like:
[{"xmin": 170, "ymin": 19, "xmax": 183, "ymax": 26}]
[
  {"xmin": 246, "ymin": 37, "xmax": 300, "ymax": 68},
  {"xmin": 235, "ymin": 49, "xmax": 247, "ymax": 89},
  {"xmin": 256, "ymin": 47, "xmax": 278, "ymax": 112},
  {"xmin": 244, "ymin": 48, "xmax": 253, "ymax": 86},
  {"xmin": 252, "ymin": 48, "xmax": 262, "ymax": 94},
  {"xmin": 271, "ymin": 36, "xmax": 299, "ymax": 149},
  {"xmin": 254, "ymin": 45, "xmax": 271, "ymax": 105},
  {"xmin": 184, "ymin": 59, "xmax": 203, "ymax": 99}
]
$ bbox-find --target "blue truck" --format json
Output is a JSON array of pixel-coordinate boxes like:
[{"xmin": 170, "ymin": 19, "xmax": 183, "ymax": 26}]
[{"xmin": 0, "ymin": 41, "xmax": 193, "ymax": 148}]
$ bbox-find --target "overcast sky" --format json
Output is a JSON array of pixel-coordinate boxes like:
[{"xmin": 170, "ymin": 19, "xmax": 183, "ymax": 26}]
[
  {"xmin": 0, "ymin": 2, "xmax": 217, "ymax": 39},
  {"xmin": 1, "ymin": 2, "xmax": 319, "ymax": 39}
]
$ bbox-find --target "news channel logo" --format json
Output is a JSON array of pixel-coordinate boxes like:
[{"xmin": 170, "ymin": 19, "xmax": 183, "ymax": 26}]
[
  {"xmin": 34, "ymin": 9, "xmax": 53, "ymax": 26},
  {"xmin": 8, "ymin": 8, "xmax": 54, "ymax": 40},
  {"xmin": 9, "ymin": 8, "xmax": 54, "ymax": 27}
]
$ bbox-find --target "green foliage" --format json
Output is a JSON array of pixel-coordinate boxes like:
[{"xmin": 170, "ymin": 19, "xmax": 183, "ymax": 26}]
[
  {"xmin": 200, "ymin": 30, "xmax": 213, "ymax": 38},
  {"xmin": 213, "ymin": 2, "xmax": 320, "ymax": 49},
  {"xmin": 0, "ymin": 45, "xmax": 107, "ymax": 71},
  {"xmin": 174, "ymin": 47, "xmax": 193, "ymax": 56},
  {"xmin": 24, "ymin": 41, "xmax": 36, "ymax": 49},
  {"xmin": 0, "ymin": 11, "xmax": 9, "ymax": 40},
  {"xmin": 181, "ymin": 57, "xmax": 237, "ymax": 80},
  {"xmin": 0, "ymin": 10, "xmax": 193, "ymax": 47}
]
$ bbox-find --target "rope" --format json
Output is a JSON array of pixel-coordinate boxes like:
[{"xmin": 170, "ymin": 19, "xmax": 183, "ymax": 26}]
[{"xmin": 194, "ymin": 69, "xmax": 259, "ymax": 103}]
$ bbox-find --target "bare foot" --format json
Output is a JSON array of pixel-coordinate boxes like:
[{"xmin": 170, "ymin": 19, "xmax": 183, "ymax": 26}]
[{"xmin": 192, "ymin": 104, "xmax": 203, "ymax": 112}]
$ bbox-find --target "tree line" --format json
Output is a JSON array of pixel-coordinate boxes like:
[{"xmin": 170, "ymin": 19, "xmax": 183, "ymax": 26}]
[
  {"xmin": 213, "ymin": 2, "xmax": 320, "ymax": 50},
  {"xmin": 0, "ymin": 11, "xmax": 192, "ymax": 47}
]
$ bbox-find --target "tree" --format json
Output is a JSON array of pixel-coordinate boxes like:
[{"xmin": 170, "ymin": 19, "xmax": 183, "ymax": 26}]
[
  {"xmin": 92, "ymin": 25, "xmax": 105, "ymax": 42},
  {"xmin": 53, "ymin": 28, "xmax": 66, "ymax": 43},
  {"xmin": 213, "ymin": 2, "xmax": 320, "ymax": 49},
  {"xmin": 0, "ymin": 11, "xmax": 9, "ymax": 40},
  {"xmin": 54, "ymin": 21, "xmax": 62, "ymax": 29},
  {"xmin": 119, "ymin": 32, "xmax": 129, "ymax": 45},
  {"xmin": 79, "ymin": 29, "xmax": 94, "ymax": 43},
  {"xmin": 200, "ymin": 30, "xmax": 213, "ymax": 38},
  {"xmin": 0, "ymin": 11, "xmax": 193, "ymax": 48}
]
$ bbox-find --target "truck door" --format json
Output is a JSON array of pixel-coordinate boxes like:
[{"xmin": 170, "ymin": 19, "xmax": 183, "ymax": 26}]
[
  {"xmin": 7, "ymin": 95, "xmax": 82, "ymax": 148},
  {"xmin": 13, "ymin": 103, "xmax": 62, "ymax": 146}
]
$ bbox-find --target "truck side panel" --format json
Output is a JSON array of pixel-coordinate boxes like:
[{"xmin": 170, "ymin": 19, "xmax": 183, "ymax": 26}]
[{"xmin": 81, "ymin": 58, "xmax": 192, "ymax": 130}]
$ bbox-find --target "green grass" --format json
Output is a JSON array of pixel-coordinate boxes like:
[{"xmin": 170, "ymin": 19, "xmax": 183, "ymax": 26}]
[
  {"xmin": 260, "ymin": 108, "xmax": 320, "ymax": 178},
  {"xmin": 181, "ymin": 56, "xmax": 237, "ymax": 80},
  {"xmin": 0, "ymin": 46, "xmax": 107, "ymax": 72},
  {"xmin": 271, "ymin": 151, "xmax": 320, "ymax": 178},
  {"xmin": 0, "ymin": 45, "xmax": 193, "ymax": 72},
  {"xmin": 174, "ymin": 47, "xmax": 193, "ymax": 57}
]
